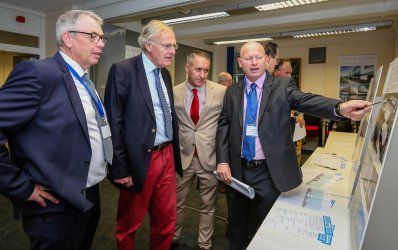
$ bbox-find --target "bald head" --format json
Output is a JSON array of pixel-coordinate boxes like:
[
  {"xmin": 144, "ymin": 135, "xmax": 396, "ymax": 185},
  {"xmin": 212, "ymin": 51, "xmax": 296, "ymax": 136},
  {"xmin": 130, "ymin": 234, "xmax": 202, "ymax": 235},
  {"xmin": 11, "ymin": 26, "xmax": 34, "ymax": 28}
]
[
  {"xmin": 240, "ymin": 42, "xmax": 265, "ymax": 58},
  {"xmin": 237, "ymin": 42, "xmax": 267, "ymax": 82}
]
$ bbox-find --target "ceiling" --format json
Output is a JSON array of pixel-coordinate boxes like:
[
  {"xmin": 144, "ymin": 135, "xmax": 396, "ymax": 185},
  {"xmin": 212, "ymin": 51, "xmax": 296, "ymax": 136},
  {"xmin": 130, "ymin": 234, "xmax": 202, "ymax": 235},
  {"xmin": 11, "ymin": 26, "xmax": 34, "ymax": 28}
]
[
  {"xmin": 111, "ymin": 0, "xmax": 398, "ymax": 45},
  {"xmin": 2, "ymin": 0, "xmax": 398, "ymax": 45}
]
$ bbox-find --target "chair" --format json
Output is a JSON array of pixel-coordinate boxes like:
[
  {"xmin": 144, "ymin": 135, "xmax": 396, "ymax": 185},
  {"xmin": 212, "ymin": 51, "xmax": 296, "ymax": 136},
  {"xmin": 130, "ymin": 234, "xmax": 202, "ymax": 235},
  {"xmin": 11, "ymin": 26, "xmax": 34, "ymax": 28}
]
[{"xmin": 303, "ymin": 114, "xmax": 321, "ymax": 138}]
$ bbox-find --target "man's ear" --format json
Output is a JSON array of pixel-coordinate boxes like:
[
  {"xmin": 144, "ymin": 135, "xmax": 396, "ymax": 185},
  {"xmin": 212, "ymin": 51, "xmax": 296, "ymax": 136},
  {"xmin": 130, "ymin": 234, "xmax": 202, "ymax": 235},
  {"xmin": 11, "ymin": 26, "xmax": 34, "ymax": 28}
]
[
  {"xmin": 237, "ymin": 58, "xmax": 243, "ymax": 68},
  {"xmin": 62, "ymin": 32, "xmax": 73, "ymax": 48},
  {"xmin": 145, "ymin": 42, "xmax": 152, "ymax": 52},
  {"xmin": 185, "ymin": 64, "xmax": 190, "ymax": 74}
]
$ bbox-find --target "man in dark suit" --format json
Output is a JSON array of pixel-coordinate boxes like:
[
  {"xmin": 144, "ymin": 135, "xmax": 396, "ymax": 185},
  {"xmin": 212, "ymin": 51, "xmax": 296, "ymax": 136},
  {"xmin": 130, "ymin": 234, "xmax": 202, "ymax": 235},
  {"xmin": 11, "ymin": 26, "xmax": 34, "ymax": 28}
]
[
  {"xmin": 216, "ymin": 41, "xmax": 370, "ymax": 249},
  {"xmin": 0, "ymin": 10, "xmax": 110, "ymax": 249},
  {"xmin": 104, "ymin": 20, "xmax": 182, "ymax": 250}
]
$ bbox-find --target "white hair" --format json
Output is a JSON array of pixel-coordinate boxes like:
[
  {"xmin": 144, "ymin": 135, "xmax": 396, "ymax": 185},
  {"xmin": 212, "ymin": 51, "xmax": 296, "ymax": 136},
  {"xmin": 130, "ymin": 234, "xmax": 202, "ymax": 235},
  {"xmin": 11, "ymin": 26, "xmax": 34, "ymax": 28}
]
[
  {"xmin": 56, "ymin": 10, "xmax": 103, "ymax": 47},
  {"xmin": 138, "ymin": 20, "xmax": 174, "ymax": 50}
]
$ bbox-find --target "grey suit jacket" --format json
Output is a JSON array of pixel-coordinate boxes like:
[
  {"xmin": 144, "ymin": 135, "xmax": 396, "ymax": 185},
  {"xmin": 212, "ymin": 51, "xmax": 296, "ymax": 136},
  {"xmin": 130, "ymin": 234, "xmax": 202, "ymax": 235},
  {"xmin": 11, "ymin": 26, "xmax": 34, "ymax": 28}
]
[
  {"xmin": 174, "ymin": 80, "xmax": 226, "ymax": 171},
  {"xmin": 216, "ymin": 72, "xmax": 339, "ymax": 192}
]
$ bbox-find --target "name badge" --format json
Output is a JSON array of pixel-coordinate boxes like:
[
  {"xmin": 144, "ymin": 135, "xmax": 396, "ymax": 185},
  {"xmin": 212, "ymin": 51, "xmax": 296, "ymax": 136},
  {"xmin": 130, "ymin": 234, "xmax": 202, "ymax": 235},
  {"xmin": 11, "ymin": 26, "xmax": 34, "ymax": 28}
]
[
  {"xmin": 246, "ymin": 124, "xmax": 258, "ymax": 137},
  {"xmin": 101, "ymin": 125, "xmax": 112, "ymax": 139}
]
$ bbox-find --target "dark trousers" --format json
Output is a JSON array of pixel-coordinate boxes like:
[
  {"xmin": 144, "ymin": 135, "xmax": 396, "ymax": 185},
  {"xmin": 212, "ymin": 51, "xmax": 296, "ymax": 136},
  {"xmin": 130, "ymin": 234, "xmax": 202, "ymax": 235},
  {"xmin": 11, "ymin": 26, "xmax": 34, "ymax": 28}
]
[
  {"xmin": 226, "ymin": 162, "xmax": 280, "ymax": 250},
  {"xmin": 22, "ymin": 184, "xmax": 101, "ymax": 250}
]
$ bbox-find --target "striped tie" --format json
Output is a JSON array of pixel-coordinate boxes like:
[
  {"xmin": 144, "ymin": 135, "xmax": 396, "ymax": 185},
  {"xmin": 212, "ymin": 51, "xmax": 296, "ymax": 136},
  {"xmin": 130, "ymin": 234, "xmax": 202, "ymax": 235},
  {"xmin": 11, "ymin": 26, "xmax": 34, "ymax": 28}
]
[{"xmin": 153, "ymin": 68, "xmax": 173, "ymax": 140}]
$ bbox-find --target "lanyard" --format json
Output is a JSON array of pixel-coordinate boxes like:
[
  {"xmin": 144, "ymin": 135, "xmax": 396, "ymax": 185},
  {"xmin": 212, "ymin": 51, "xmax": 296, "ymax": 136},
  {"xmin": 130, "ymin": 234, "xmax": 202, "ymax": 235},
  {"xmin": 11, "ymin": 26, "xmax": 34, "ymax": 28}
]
[{"xmin": 66, "ymin": 64, "xmax": 105, "ymax": 118}]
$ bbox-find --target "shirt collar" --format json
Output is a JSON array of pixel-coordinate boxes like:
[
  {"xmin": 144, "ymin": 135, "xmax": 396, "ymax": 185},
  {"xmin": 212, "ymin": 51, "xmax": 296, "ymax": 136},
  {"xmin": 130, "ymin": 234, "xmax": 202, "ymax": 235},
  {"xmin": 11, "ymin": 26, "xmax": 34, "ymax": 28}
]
[
  {"xmin": 186, "ymin": 81, "xmax": 206, "ymax": 93},
  {"xmin": 59, "ymin": 51, "xmax": 86, "ymax": 77},
  {"xmin": 142, "ymin": 52, "xmax": 157, "ymax": 75},
  {"xmin": 244, "ymin": 72, "xmax": 266, "ymax": 91}
]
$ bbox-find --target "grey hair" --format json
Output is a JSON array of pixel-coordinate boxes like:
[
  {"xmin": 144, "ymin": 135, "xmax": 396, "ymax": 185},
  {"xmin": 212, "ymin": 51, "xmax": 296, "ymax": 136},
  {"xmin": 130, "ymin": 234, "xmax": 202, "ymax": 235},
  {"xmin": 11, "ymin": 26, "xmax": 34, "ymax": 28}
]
[
  {"xmin": 138, "ymin": 20, "xmax": 174, "ymax": 50},
  {"xmin": 186, "ymin": 50, "xmax": 211, "ymax": 65},
  {"xmin": 56, "ymin": 10, "xmax": 103, "ymax": 47}
]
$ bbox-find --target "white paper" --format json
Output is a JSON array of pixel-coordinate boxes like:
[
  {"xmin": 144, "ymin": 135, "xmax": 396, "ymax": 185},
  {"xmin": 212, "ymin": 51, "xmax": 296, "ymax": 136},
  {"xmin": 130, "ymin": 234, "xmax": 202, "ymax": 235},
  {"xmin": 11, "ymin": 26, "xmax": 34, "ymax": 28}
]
[
  {"xmin": 293, "ymin": 123, "xmax": 306, "ymax": 142},
  {"xmin": 213, "ymin": 171, "xmax": 255, "ymax": 199}
]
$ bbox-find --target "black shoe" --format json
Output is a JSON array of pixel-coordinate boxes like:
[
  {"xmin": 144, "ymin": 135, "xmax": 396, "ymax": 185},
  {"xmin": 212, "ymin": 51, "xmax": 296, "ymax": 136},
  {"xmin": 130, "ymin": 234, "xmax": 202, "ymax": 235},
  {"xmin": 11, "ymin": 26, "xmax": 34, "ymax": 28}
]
[{"xmin": 170, "ymin": 239, "xmax": 180, "ymax": 249}]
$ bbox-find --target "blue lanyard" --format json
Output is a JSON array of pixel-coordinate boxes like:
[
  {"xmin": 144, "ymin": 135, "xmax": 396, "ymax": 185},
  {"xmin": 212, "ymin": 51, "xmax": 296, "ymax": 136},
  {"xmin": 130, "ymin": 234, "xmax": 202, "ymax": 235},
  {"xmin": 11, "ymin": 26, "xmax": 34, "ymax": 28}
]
[{"xmin": 66, "ymin": 64, "xmax": 105, "ymax": 118}]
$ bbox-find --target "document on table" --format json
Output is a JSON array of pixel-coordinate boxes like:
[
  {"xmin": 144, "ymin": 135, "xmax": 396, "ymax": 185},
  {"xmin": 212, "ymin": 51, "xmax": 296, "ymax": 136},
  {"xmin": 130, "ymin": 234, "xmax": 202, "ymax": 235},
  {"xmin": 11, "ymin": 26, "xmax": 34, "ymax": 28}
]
[
  {"xmin": 293, "ymin": 123, "xmax": 306, "ymax": 142},
  {"xmin": 213, "ymin": 171, "xmax": 255, "ymax": 199},
  {"xmin": 311, "ymin": 153, "xmax": 347, "ymax": 170},
  {"xmin": 264, "ymin": 207, "xmax": 335, "ymax": 245}
]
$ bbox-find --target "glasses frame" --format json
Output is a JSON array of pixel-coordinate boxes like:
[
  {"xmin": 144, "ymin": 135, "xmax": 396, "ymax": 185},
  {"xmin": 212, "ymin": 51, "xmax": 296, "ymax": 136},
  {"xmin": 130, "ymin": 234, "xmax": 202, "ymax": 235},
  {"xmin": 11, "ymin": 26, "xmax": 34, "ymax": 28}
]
[
  {"xmin": 150, "ymin": 40, "xmax": 179, "ymax": 50},
  {"xmin": 68, "ymin": 31, "xmax": 108, "ymax": 45}
]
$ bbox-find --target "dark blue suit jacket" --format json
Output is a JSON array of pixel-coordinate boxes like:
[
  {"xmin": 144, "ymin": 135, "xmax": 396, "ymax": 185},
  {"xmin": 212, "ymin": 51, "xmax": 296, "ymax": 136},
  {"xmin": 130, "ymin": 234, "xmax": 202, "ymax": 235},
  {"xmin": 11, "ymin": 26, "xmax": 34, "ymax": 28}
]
[
  {"xmin": 0, "ymin": 52, "xmax": 96, "ymax": 215},
  {"xmin": 104, "ymin": 54, "xmax": 182, "ymax": 192}
]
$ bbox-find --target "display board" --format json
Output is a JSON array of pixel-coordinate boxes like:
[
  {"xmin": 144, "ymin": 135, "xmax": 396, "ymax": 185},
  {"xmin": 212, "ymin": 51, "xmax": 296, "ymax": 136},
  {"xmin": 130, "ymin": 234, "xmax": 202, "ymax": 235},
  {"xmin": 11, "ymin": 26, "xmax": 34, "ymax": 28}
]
[
  {"xmin": 349, "ymin": 57, "xmax": 398, "ymax": 249},
  {"xmin": 350, "ymin": 66, "xmax": 383, "ymax": 197}
]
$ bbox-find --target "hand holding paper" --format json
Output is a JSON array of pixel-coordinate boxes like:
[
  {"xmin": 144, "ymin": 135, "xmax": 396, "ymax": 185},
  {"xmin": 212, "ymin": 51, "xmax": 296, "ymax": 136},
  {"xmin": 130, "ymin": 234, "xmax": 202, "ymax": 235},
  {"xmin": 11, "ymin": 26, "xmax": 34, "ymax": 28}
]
[{"xmin": 213, "ymin": 170, "xmax": 255, "ymax": 199}]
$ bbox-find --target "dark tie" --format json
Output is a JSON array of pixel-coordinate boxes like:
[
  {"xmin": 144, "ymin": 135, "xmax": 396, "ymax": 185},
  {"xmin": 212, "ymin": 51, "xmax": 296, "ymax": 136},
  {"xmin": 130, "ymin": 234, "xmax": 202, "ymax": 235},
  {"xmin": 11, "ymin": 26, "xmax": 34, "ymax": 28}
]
[
  {"xmin": 153, "ymin": 68, "xmax": 173, "ymax": 140},
  {"xmin": 190, "ymin": 89, "xmax": 199, "ymax": 125},
  {"xmin": 242, "ymin": 83, "xmax": 258, "ymax": 161},
  {"xmin": 82, "ymin": 73, "xmax": 113, "ymax": 164}
]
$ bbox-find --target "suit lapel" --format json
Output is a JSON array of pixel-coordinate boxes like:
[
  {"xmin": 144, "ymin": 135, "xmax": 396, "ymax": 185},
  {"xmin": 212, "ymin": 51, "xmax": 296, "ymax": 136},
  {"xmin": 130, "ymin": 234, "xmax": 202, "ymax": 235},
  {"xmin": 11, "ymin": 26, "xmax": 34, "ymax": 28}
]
[
  {"xmin": 54, "ymin": 52, "xmax": 90, "ymax": 143},
  {"xmin": 237, "ymin": 81, "xmax": 245, "ymax": 131},
  {"xmin": 136, "ymin": 54, "xmax": 155, "ymax": 120},
  {"xmin": 197, "ymin": 81, "xmax": 213, "ymax": 126},
  {"xmin": 179, "ymin": 83, "xmax": 195, "ymax": 128},
  {"xmin": 258, "ymin": 72, "xmax": 273, "ymax": 123}
]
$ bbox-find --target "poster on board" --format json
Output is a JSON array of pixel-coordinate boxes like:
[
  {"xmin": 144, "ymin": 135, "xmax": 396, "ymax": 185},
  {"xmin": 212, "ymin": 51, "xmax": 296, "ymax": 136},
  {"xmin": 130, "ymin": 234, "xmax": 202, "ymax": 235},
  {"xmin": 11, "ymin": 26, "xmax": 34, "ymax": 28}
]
[{"xmin": 339, "ymin": 55, "xmax": 377, "ymax": 101}]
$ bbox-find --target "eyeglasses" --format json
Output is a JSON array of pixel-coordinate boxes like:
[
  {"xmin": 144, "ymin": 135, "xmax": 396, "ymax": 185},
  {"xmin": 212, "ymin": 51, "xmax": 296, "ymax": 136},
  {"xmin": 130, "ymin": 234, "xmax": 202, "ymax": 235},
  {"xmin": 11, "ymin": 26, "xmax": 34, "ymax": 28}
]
[
  {"xmin": 152, "ymin": 41, "xmax": 178, "ymax": 50},
  {"xmin": 271, "ymin": 55, "xmax": 280, "ymax": 63},
  {"xmin": 190, "ymin": 67, "xmax": 209, "ymax": 74},
  {"xmin": 242, "ymin": 56, "xmax": 264, "ymax": 62},
  {"xmin": 68, "ymin": 31, "xmax": 108, "ymax": 45}
]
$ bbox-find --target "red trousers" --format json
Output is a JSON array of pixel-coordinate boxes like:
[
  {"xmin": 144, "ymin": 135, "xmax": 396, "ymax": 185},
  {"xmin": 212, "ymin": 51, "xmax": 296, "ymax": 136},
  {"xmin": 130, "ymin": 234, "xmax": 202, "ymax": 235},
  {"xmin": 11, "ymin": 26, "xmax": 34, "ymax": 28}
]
[{"xmin": 115, "ymin": 144, "xmax": 177, "ymax": 250}]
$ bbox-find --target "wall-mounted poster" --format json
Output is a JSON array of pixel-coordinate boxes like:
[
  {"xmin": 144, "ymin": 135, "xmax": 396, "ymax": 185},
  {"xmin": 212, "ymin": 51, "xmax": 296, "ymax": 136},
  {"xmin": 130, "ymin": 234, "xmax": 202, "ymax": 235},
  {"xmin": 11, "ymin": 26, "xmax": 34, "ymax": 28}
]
[{"xmin": 339, "ymin": 55, "xmax": 377, "ymax": 101}]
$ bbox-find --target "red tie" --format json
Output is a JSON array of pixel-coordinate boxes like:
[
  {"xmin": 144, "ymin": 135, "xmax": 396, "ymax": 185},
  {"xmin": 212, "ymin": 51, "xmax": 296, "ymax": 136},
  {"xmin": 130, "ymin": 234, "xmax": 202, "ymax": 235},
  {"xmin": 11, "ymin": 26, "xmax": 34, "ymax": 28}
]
[{"xmin": 190, "ymin": 89, "xmax": 199, "ymax": 125}]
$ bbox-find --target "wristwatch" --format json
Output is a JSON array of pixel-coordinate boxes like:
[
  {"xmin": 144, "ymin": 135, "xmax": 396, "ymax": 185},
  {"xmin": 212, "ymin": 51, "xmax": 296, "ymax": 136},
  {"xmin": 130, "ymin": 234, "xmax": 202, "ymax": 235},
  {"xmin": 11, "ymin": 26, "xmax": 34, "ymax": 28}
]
[{"xmin": 335, "ymin": 102, "xmax": 344, "ymax": 117}]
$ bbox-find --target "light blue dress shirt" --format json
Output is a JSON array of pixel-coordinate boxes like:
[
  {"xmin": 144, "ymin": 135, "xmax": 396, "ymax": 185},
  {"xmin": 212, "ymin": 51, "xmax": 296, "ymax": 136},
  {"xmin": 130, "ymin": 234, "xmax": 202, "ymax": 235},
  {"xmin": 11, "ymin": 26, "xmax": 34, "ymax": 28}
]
[{"xmin": 142, "ymin": 53, "xmax": 172, "ymax": 146}]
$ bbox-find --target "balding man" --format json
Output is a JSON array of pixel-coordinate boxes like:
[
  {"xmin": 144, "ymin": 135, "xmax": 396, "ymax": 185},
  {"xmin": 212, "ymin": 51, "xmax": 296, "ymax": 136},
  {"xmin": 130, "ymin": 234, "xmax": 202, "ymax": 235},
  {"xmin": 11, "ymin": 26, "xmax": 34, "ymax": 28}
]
[
  {"xmin": 218, "ymin": 72, "xmax": 233, "ymax": 87},
  {"xmin": 216, "ymin": 41, "xmax": 371, "ymax": 249}
]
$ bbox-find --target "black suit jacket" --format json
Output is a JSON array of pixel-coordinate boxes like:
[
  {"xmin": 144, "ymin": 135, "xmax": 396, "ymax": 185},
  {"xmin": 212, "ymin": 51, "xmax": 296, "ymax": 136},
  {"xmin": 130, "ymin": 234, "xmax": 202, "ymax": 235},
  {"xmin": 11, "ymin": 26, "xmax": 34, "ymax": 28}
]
[
  {"xmin": 216, "ymin": 72, "xmax": 339, "ymax": 192},
  {"xmin": 104, "ymin": 54, "xmax": 182, "ymax": 193},
  {"xmin": 0, "ymin": 53, "xmax": 97, "ymax": 214}
]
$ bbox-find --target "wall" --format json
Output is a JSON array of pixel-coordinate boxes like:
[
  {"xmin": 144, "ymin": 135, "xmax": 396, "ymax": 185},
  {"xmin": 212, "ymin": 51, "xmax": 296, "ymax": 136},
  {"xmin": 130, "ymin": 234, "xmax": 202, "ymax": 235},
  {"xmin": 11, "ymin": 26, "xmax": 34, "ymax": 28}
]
[
  {"xmin": 276, "ymin": 29, "xmax": 395, "ymax": 99},
  {"xmin": 0, "ymin": 3, "xmax": 44, "ymax": 57},
  {"xmin": 0, "ymin": 51, "xmax": 15, "ymax": 86},
  {"xmin": 210, "ymin": 29, "xmax": 395, "ymax": 99}
]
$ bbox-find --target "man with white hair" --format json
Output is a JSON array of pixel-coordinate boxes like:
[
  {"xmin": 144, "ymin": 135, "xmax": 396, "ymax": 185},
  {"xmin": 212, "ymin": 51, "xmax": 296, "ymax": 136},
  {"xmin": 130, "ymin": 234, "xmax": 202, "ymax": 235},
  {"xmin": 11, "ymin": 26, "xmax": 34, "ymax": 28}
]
[
  {"xmin": 105, "ymin": 20, "xmax": 182, "ymax": 249},
  {"xmin": 0, "ymin": 9, "xmax": 109, "ymax": 249}
]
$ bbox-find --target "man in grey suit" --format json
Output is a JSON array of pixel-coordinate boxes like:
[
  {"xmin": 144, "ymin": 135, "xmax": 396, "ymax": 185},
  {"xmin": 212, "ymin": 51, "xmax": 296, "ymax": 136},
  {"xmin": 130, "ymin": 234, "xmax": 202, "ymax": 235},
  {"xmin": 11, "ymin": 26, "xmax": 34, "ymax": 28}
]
[
  {"xmin": 172, "ymin": 51, "xmax": 226, "ymax": 249},
  {"xmin": 216, "ymin": 41, "xmax": 370, "ymax": 249}
]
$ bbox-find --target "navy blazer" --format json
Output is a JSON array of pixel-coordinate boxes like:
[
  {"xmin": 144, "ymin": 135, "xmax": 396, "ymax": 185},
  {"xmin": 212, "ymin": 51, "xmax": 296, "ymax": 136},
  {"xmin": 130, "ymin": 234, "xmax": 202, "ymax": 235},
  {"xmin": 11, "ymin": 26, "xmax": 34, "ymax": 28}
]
[
  {"xmin": 104, "ymin": 54, "xmax": 182, "ymax": 193},
  {"xmin": 0, "ymin": 53, "xmax": 96, "ymax": 214}
]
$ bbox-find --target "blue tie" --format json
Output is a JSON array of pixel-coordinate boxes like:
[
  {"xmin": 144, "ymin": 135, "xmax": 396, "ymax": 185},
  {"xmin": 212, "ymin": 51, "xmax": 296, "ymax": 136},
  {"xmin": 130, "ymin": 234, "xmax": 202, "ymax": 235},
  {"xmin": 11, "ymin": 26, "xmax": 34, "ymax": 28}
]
[
  {"xmin": 153, "ymin": 68, "xmax": 173, "ymax": 140},
  {"xmin": 242, "ymin": 83, "xmax": 258, "ymax": 161}
]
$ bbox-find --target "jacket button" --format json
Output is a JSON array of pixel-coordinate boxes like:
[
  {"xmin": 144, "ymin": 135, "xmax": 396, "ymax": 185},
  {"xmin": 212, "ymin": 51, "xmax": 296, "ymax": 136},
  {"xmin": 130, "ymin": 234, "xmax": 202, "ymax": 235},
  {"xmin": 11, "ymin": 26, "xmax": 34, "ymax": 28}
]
[
  {"xmin": 85, "ymin": 161, "xmax": 90, "ymax": 166},
  {"xmin": 152, "ymin": 128, "xmax": 156, "ymax": 133},
  {"xmin": 81, "ymin": 189, "xmax": 86, "ymax": 194},
  {"xmin": 147, "ymin": 149, "xmax": 152, "ymax": 153}
]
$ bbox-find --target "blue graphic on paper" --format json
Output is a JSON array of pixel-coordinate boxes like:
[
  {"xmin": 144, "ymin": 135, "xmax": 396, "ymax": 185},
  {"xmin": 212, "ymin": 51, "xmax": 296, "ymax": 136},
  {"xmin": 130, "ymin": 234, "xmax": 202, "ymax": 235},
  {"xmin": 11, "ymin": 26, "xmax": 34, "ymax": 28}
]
[{"xmin": 317, "ymin": 216, "xmax": 335, "ymax": 245}]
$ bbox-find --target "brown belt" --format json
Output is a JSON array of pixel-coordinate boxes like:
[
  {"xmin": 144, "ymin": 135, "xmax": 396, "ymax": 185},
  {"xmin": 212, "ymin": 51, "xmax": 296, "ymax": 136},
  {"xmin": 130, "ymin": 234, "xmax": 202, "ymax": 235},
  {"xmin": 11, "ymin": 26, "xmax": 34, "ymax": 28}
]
[{"xmin": 152, "ymin": 141, "xmax": 171, "ymax": 151}]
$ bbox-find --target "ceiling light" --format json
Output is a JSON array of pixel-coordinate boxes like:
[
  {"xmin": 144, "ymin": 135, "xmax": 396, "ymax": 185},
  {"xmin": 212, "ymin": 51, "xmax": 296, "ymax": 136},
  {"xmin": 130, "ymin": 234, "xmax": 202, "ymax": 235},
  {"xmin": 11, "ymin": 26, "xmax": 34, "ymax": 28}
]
[
  {"xmin": 213, "ymin": 37, "xmax": 273, "ymax": 45},
  {"xmin": 255, "ymin": 0, "xmax": 329, "ymax": 11},
  {"xmin": 162, "ymin": 12, "xmax": 229, "ymax": 25},
  {"xmin": 283, "ymin": 21, "xmax": 391, "ymax": 38}
]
